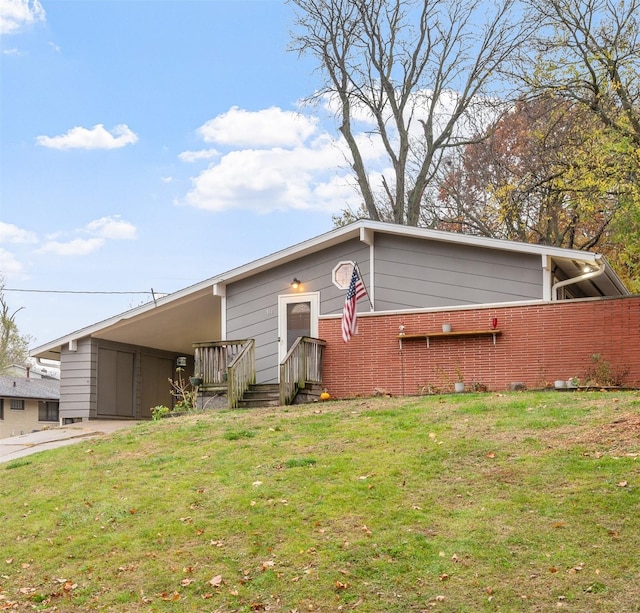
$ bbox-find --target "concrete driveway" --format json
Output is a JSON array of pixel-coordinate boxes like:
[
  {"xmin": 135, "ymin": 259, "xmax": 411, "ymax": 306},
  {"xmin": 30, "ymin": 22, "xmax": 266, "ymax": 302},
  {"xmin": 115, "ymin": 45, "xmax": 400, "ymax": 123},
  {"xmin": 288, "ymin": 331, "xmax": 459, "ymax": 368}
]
[{"xmin": 0, "ymin": 420, "xmax": 141, "ymax": 464}]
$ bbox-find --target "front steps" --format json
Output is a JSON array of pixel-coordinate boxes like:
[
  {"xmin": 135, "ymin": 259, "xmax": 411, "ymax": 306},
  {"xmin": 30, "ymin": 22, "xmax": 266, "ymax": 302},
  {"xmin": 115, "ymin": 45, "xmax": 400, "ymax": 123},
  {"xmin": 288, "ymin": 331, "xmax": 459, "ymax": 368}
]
[
  {"xmin": 236, "ymin": 384, "xmax": 281, "ymax": 408},
  {"xmin": 236, "ymin": 382, "xmax": 324, "ymax": 408}
]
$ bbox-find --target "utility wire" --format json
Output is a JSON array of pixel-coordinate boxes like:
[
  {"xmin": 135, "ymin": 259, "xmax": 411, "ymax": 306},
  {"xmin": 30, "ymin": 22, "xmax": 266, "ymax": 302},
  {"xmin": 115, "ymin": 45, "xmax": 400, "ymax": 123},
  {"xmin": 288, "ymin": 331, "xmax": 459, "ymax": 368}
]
[{"xmin": 4, "ymin": 288, "xmax": 158, "ymax": 295}]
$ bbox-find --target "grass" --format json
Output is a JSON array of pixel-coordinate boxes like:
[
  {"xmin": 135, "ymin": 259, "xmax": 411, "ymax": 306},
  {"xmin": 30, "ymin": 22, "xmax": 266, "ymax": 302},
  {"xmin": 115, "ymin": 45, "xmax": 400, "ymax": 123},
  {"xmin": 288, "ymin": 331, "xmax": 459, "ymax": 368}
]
[{"xmin": 1, "ymin": 391, "xmax": 639, "ymax": 612}]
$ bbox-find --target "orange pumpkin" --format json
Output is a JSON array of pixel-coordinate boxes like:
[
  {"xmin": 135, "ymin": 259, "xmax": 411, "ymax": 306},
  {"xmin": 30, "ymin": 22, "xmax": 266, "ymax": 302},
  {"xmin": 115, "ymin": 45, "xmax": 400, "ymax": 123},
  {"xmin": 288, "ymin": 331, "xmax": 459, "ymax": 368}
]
[{"xmin": 320, "ymin": 391, "xmax": 331, "ymax": 401}]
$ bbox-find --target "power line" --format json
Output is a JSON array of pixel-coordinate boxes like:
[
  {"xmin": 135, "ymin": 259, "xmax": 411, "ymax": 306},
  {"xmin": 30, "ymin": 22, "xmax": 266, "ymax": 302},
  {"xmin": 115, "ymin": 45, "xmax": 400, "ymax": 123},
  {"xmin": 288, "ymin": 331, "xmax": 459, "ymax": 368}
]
[{"xmin": 4, "ymin": 288, "xmax": 158, "ymax": 295}]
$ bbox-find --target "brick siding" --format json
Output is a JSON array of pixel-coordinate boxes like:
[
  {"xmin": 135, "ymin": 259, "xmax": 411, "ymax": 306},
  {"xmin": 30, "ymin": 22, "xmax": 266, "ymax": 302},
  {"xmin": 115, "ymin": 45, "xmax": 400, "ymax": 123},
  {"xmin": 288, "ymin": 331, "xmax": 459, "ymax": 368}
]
[{"xmin": 319, "ymin": 296, "xmax": 640, "ymax": 397}]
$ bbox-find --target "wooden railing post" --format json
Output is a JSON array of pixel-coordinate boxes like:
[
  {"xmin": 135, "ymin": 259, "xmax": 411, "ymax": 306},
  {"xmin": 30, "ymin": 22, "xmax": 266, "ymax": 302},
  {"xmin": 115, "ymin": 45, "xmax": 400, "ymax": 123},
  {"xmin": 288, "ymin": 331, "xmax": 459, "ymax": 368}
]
[{"xmin": 279, "ymin": 337, "xmax": 326, "ymax": 406}]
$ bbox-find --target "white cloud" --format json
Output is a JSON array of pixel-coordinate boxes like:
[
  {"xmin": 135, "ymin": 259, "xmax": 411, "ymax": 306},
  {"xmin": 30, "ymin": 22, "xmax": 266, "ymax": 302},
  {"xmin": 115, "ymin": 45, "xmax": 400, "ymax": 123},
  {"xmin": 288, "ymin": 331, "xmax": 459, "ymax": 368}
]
[
  {"xmin": 0, "ymin": 247, "xmax": 26, "ymax": 276},
  {"xmin": 2, "ymin": 47, "xmax": 22, "ymax": 56},
  {"xmin": 86, "ymin": 215, "xmax": 137, "ymax": 240},
  {"xmin": 0, "ymin": 221, "xmax": 37, "ymax": 244},
  {"xmin": 179, "ymin": 105, "xmax": 388, "ymax": 214},
  {"xmin": 178, "ymin": 148, "xmax": 219, "ymax": 163},
  {"xmin": 0, "ymin": 0, "xmax": 45, "ymax": 35},
  {"xmin": 182, "ymin": 141, "xmax": 360, "ymax": 214},
  {"xmin": 36, "ymin": 124, "xmax": 138, "ymax": 150},
  {"xmin": 37, "ymin": 216, "xmax": 137, "ymax": 256},
  {"xmin": 38, "ymin": 238, "xmax": 105, "ymax": 256},
  {"xmin": 198, "ymin": 106, "xmax": 318, "ymax": 148}
]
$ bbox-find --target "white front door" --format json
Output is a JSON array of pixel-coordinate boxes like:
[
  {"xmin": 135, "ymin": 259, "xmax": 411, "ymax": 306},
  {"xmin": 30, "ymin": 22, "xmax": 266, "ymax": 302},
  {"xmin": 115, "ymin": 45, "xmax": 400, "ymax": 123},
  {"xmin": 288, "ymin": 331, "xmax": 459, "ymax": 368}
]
[{"xmin": 278, "ymin": 293, "xmax": 320, "ymax": 363}]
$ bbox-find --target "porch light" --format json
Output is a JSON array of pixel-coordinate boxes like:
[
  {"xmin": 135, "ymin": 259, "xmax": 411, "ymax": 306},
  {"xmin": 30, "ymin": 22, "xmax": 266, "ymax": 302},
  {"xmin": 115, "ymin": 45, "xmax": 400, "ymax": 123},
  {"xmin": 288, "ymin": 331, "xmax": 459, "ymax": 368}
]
[{"xmin": 291, "ymin": 278, "xmax": 301, "ymax": 289}]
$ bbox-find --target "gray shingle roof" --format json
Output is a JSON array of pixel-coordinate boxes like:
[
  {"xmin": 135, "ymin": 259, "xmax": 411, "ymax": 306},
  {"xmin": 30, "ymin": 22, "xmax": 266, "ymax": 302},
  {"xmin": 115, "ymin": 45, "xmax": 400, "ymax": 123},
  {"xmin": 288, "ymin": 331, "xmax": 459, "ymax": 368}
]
[{"xmin": 0, "ymin": 376, "xmax": 59, "ymax": 401}]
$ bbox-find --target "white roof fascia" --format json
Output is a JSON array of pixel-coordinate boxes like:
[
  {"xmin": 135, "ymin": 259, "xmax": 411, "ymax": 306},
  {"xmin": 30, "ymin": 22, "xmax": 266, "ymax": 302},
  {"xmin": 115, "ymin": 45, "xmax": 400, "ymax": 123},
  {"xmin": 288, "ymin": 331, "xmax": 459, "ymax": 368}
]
[{"xmin": 30, "ymin": 220, "xmax": 628, "ymax": 356}]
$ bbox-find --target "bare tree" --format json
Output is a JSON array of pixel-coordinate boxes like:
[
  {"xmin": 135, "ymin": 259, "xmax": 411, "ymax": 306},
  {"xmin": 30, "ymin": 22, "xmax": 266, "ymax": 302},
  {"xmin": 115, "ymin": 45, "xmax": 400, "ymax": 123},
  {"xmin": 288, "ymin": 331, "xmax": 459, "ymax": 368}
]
[{"xmin": 288, "ymin": 0, "xmax": 531, "ymax": 226}]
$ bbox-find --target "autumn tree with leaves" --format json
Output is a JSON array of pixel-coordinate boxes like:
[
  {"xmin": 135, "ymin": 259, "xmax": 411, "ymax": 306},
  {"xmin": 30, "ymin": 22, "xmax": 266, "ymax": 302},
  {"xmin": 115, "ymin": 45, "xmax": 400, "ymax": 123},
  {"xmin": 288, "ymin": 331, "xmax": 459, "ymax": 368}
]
[
  {"xmin": 437, "ymin": 97, "xmax": 640, "ymax": 290},
  {"xmin": 518, "ymin": 0, "xmax": 640, "ymax": 288},
  {"xmin": 520, "ymin": 0, "xmax": 640, "ymax": 148}
]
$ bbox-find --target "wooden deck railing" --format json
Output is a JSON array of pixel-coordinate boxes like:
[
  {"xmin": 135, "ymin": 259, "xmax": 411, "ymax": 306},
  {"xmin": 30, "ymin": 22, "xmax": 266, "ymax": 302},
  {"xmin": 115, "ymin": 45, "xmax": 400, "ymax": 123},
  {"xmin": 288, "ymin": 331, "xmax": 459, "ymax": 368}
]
[
  {"xmin": 193, "ymin": 340, "xmax": 251, "ymax": 387},
  {"xmin": 279, "ymin": 337, "xmax": 327, "ymax": 406},
  {"xmin": 227, "ymin": 339, "xmax": 256, "ymax": 409}
]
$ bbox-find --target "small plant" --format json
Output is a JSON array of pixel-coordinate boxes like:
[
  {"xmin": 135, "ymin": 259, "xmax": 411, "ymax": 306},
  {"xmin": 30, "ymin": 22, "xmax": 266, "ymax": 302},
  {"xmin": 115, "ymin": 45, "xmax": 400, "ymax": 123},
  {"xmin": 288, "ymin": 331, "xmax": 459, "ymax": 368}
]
[
  {"xmin": 169, "ymin": 367, "xmax": 199, "ymax": 412},
  {"xmin": 223, "ymin": 429, "xmax": 256, "ymax": 441},
  {"xmin": 419, "ymin": 382, "xmax": 440, "ymax": 395},
  {"xmin": 4, "ymin": 459, "xmax": 32, "ymax": 470},
  {"xmin": 584, "ymin": 354, "xmax": 630, "ymax": 387},
  {"xmin": 284, "ymin": 457, "xmax": 317, "ymax": 468},
  {"xmin": 150, "ymin": 405, "xmax": 170, "ymax": 421}
]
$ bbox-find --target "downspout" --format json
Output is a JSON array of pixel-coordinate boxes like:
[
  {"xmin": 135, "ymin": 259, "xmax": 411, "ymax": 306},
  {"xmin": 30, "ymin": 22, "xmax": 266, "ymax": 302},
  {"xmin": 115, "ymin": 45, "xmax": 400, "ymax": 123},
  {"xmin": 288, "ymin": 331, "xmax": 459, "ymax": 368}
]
[{"xmin": 551, "ymin": 256, "xmax": 605, "ymax": 301}]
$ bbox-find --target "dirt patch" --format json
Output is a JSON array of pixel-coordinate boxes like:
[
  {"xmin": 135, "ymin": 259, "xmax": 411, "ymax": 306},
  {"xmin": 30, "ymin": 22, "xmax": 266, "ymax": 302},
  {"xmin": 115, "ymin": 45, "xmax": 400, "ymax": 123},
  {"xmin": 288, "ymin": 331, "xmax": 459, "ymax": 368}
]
[{"xmin": 570, "ymin": 411, "xmax": 640, "ymax": 455}]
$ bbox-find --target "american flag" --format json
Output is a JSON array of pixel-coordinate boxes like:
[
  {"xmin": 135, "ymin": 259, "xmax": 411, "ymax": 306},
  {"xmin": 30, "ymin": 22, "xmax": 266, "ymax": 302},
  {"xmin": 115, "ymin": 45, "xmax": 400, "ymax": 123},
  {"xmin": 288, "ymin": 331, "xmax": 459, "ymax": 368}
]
[{"xmin": 341, "ymin": 266, "xmax": 368, "ymax": 342}]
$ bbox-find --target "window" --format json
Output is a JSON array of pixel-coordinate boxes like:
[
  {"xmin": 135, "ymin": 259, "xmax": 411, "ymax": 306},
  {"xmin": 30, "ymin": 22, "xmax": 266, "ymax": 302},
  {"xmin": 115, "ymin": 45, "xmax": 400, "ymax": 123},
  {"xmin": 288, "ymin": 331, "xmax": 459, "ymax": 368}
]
[
  {"xmin": 39, "ymin": 401, "xmax": 59, "ymax": 422},
  {"xmin": 10, "ymin": 399, "xmax": 24, "ymax": 411},
  {"xmin": 0, "ymin": 399, "xmax": 3, "ymax": 420}
]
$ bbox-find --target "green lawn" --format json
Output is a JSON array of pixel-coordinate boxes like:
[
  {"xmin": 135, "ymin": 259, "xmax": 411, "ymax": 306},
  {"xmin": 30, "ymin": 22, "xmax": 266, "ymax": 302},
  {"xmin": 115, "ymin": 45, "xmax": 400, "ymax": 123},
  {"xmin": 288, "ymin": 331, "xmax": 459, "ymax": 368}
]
[{"xmin": 1, "ymin": 391, "xmax": 639, "ymax": 612}]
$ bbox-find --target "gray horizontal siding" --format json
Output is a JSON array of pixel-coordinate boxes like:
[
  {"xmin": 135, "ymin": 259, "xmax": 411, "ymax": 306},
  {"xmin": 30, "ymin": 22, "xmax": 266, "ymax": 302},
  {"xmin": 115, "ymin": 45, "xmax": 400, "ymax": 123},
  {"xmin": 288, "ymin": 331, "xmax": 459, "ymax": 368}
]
[
  {"xmin": 59, "ymin": 338, "xmax": 96, "ymax": 420},
  {"xmin": 226, "ymin": 240, "xmax": 370, "ymax": 382},
  {"xmin": 373, "ymin": 234, "xmax": 542, "ymax": 310}
]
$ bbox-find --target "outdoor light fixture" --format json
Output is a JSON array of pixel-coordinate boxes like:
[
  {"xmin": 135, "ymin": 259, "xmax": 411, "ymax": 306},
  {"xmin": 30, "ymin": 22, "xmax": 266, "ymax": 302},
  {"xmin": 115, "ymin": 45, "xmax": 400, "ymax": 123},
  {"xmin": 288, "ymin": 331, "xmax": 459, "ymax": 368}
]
[
  {"xmin": 291, "ymin": 278, "xmax": 301, "ymax": 289},
  {"xmin": 176, "ymin": 356, "xmax": 187, "ymax": 367}
]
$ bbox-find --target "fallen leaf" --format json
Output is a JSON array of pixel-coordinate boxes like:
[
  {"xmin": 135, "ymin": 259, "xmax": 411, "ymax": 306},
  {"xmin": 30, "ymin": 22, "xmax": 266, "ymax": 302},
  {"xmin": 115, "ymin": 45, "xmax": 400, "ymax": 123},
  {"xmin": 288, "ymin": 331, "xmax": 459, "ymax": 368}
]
[
  {"xmin": 439, "ymin": 573, "xmax": 449, "ymax": 581},
  {"xmin": 335, "ymin": 580, "xmax": 349, "ymax": 589},
  {"xmin": 617, "ymin": 481, "xmax": 628, "ymax": 487},
  {"xmin": 486, "ymin": 451, "xmax": 496, "ymax": 458},
  {"xmin": 209, "ymin": 574, "xmax": 223, "ymax": 587}
]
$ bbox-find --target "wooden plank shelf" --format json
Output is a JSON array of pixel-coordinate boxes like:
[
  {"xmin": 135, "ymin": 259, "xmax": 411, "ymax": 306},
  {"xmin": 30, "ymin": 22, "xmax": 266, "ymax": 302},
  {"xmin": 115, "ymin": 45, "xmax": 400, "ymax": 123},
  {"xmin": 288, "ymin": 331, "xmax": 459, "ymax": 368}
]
[{"xmin": 398, "ymin": 329, "xmax": 502, "ymax": 348}]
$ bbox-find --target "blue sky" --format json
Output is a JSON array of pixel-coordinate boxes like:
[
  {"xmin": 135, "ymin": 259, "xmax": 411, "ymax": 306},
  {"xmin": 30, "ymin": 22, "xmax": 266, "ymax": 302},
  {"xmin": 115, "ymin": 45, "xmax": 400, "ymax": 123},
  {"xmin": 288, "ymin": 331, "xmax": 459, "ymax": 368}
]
[{"xmin": 1, "ymin": 0, "xmax": 366, "ymax": 347}]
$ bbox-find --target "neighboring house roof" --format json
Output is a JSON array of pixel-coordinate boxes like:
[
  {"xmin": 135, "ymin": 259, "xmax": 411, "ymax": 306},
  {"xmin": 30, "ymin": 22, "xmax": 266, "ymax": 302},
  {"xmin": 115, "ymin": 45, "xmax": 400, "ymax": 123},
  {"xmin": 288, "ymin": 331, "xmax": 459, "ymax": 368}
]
[
  {"xmin": 30, "ymin": 220, "xmax": 628, "ymax": 360},
  {"xmin": 0, "ymin": 376, "xmax": 60, "ymax": 401},
  {"xmin": 6, "ymin": 362, "xmax": 61, "ymax": 380}
]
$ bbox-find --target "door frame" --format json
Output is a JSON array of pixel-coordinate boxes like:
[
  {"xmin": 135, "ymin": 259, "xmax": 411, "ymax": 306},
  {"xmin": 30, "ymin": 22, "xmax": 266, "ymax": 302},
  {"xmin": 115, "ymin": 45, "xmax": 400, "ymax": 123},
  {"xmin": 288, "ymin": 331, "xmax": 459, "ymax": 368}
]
[{"xmin": 277, "ymin": 292, "xmax": 320, "ymax": 364}]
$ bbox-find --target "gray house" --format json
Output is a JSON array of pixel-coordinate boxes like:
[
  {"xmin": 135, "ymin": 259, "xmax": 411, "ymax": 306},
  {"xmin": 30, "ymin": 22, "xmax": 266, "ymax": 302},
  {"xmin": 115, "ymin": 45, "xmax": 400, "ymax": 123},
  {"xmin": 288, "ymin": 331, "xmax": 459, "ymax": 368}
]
[{"xmin": 30, "ymin": 220, "xmax": 629, "ymax": 421}]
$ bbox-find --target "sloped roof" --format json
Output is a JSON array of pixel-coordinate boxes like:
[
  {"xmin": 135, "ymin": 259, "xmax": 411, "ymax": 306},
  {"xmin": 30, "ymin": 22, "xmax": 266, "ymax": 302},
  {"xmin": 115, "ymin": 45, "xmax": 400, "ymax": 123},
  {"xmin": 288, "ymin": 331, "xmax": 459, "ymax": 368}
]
[
  {"xmin": 30, "ymin": 220, "xmax": 628, "ymax": 360},
  {"xmin": 0, "ymin": 376, "xmax": 60, "ymax": 401}
]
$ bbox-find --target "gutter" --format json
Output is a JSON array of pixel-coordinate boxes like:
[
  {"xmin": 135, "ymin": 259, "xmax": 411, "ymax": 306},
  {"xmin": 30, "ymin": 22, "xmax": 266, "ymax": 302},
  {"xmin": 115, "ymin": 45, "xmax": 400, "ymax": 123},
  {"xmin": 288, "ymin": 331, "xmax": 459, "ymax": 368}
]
[{"xmin": 552, "ymin": 256, "xmax": 606, "ymax": 301}]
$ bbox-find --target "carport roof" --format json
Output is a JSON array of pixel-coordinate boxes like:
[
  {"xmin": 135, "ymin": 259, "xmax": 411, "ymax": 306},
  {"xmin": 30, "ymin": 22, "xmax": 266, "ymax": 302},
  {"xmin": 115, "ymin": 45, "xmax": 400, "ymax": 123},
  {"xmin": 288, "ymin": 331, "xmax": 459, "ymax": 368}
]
[{"xmin": 29, "ymin": 220, "xmax": 628, "ymax": 361}]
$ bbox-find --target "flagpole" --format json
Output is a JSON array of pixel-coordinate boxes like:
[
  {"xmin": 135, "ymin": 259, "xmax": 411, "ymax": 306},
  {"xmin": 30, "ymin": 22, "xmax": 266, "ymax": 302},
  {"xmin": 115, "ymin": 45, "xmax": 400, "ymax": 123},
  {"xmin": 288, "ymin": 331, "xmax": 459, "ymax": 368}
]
[{"xmin": 353, "ymin": 262, "xmax": 374, "ymax": 310}]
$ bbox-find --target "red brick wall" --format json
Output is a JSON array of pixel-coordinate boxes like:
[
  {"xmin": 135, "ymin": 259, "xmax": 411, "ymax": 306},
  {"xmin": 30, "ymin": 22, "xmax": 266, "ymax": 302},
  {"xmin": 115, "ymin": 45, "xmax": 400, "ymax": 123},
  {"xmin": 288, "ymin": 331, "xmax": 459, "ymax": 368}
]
[{"xmin": 319, "ymin": 296, "xmax": 640, "ymax": 397}]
